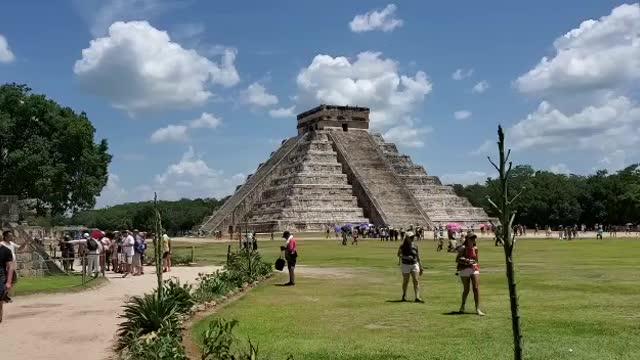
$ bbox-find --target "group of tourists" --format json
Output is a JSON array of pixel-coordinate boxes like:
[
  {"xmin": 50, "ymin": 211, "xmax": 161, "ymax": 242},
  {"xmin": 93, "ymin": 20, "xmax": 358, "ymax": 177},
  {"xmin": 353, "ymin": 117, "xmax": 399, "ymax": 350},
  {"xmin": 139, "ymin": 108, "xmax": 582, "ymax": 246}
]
[
  {"xmin": 281, "ymin": 228, "xmax": 484, "ymax": 315},
  {"xmin": 330, "ymin": 224, "xmax": 427, "ymax": 245},
  {"xmin": 398, "ymin": 230, "xmax": 484, "ymax": 315},
  {"xmin": 54, "ymin": 229, "xmax": 174, "ymax": 277}
]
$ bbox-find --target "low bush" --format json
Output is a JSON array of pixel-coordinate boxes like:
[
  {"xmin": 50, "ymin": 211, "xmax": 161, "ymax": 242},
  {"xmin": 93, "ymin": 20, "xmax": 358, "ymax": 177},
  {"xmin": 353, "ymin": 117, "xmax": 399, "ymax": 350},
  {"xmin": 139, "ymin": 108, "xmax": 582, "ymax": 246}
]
[
  {"xmin": 163, "ymin": 278, "xmax": 195, "ymax": 314},
  {"xmin": 193, "ymin": 271, "xmax": 229, "ymax": 303},
  {"xmin": 117, "ymin": 292, "xmax": 181, "ymax": 348},
  {"xmin": 201, "ymin": 318, "xmax": 293, "ymax": 360},
  {"xmin": 119, "ymin": 326, "xmax": 187, "ymax": 360},
  {"xmin": 221, "ymin": 250, "xmax": 272, "ymax": 288}
]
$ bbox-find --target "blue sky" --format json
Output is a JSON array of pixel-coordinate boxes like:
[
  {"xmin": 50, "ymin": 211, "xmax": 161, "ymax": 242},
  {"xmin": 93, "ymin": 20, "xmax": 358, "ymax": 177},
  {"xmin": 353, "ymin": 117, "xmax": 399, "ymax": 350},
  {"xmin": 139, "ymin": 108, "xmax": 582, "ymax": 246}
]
[{"xmin": 1, "ymin": 1, "xmax": 638, "ymax": 207}]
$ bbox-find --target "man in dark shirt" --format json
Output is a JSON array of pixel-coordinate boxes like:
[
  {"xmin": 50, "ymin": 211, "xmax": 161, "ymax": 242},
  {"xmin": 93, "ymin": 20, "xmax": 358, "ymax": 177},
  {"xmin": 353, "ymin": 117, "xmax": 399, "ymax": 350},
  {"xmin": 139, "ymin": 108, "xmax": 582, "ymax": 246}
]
[{"xmin": 0, "ymin": 231, "xmax": 16, "ymax": 323}]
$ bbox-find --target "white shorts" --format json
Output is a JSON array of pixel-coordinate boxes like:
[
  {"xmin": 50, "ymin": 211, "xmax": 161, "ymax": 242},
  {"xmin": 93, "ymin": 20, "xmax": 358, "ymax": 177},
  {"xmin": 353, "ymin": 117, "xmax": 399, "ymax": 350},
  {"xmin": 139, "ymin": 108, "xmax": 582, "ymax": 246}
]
[
  {"xmin": 125, "ymin": 254, "xmax": 133, "ymax": 264},
  {"xmin": 401, "ymin": 263, "xmax": 420, "ymax": 274},
  {"xmin": 459, "ymin": 268, "xmax": 479, "ymax": 277}
]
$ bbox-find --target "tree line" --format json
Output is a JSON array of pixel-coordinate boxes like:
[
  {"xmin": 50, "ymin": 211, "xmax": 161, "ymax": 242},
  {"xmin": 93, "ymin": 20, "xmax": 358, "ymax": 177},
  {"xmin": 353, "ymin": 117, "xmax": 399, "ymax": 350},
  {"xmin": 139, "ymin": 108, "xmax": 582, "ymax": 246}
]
[
  {"xmin": 453, "ymin": 164, "xmax": 640, "ymax": 228},
  {"xmin": 62, "ymin": 198, "xmax": 227, "ymax": 235}
]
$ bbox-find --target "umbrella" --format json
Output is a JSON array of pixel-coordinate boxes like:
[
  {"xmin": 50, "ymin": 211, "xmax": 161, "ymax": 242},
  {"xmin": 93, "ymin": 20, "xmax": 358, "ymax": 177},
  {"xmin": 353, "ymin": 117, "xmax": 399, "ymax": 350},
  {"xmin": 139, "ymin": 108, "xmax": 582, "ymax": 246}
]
[
  {"xmin": 360, "ymin": 223, "xmax": 370, "ymax": 228},
  {"xmin": 447, "ymin": 223, "xmax": 462, "ymax": 231}
]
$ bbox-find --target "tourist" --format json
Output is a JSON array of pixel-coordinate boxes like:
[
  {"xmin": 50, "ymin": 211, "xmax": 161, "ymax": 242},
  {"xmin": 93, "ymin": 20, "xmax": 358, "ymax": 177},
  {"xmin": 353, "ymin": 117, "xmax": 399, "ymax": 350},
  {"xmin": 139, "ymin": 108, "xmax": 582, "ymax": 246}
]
[
  {"xmin": 100, "ymin": 233, "xmax": 112, "ymax": 272},
  {"xmin": 110, "ymin": 231, "xmax": 119, "ymax": 272},
  {"xmin": 341, "ymin": 225, "xmax": 349, "ymax": 246},
  {"xmin": 397, "ymin": 231, "xmax": 423, "ymax": 303},
  {"xmin": 59, "ymin": 236, "xmax": 71, "ymax": 271},
  {"xmin": 121, "ymin": 230, "xmax": 135, "ymax": 278},
  {"xmin": 281, "ymin": 230, "xmax": 297, "ymax": 286},
  {"xmin": 85, "ymin": 232, "xmax": 102, "ymax": 277},
  {"xmin": 352, "ymin": 227, "xmax": 359, "ymax": 245},
  {"xmin": 0, "ymin": 230, "xmax": 26, "ymax": 303},
  {"xmin": 326, "ymin": 227, "xmax": 331, "ymax": 239},
  {"xmin": 162, "ymin": 233, "xmax": 172, "ymax": 272},
  {"xmin": 133, "ymin": 230, "xmax": 146, "ymax": 276},
  {"xmin": 0, "ymin": 231, "xmax": 16, "ymax": 323},
  {"xmin": 456, "ymin": 234, "xmax": 484, "ymax": 316}
]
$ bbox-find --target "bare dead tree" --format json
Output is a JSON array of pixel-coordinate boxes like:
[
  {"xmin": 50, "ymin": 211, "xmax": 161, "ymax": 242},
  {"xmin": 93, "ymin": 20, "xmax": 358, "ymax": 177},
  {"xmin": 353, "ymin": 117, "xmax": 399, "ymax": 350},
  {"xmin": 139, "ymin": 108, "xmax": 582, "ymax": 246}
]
[
  {"xmin": 153, "ymin": 192, "xmax": 164, "ymax": 297},
  {"xmin": 486, "ymin": 126, "xmax": 524, "ymax": 360}
]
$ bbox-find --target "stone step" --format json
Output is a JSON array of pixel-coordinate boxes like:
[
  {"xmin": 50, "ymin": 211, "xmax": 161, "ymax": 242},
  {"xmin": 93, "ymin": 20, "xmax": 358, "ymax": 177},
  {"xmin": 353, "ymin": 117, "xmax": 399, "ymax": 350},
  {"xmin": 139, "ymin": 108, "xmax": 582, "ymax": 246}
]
[
  {"xmin": 279, "ymin": 162, "xmax": 343, "ymax": 175},
  {"xmin": 399, "ymin": 175, "xmax": 442, "ymax": 186},
  {"xmin": 254, "ymin": 196, "xmax": 360, "ymax": 210},
  {"xmin": 261, "ymin": 184, "xmax": 356, "ymax": 199},
  {"xmin": 270, "ymin": 173, "xmax": 349, "ymax": 187}
]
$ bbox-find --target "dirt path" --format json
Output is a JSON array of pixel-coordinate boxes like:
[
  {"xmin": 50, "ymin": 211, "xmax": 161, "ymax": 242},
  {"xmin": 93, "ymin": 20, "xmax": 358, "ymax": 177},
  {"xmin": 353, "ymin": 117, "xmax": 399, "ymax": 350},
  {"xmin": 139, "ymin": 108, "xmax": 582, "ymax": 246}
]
[{"xmin": 1, "ymin": 265, "xmax": 220, "ymax": 360}]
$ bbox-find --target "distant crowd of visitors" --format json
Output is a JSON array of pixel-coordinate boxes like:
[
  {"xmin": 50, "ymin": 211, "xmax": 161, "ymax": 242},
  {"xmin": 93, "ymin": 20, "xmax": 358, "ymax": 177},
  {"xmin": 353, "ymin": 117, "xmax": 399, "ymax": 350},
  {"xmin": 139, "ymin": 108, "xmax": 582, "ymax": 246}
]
[{"xmin": 57, "ymin": 230, "xmax": 174, "ymax": 277}]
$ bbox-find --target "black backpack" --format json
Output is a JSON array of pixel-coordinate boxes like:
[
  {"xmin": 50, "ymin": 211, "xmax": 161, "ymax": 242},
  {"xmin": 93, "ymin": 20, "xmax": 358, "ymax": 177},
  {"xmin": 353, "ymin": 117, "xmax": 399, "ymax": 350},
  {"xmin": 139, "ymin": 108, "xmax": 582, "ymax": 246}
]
[{"xmin": 87, "ymin": 238, "xmax": 98, "ymax": 251}]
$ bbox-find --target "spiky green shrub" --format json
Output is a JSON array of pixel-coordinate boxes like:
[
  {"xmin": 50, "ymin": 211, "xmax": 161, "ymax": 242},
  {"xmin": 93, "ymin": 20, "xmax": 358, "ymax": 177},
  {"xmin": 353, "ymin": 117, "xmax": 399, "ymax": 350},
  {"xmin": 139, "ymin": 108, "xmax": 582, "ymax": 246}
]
[{"xmin": 117, "ymin": 292, "xmax": 181, "ymax": 348}]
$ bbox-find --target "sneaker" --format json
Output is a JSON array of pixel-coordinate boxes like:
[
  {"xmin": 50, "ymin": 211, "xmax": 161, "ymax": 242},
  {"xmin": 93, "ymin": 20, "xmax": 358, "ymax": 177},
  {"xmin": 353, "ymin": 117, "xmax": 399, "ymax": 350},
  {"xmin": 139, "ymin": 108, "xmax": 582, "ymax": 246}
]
[
  {"xmin": 415, "ymin": 298, "xmax": 424, "ymax": 303},
  {"xmin": 476, "ymin": 309, "xmax": 486, "ymax": 316}
]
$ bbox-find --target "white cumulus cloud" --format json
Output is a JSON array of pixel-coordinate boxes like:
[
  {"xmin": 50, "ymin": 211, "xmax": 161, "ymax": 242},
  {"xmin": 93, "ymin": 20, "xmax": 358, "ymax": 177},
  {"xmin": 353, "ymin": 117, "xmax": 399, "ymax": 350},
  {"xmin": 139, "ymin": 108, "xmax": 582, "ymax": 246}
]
[
  {"xmin": 454, "ymin": 110, "xmax": 472, "ymax": 120},
  {"xmin": 509, "ymin": 97, "xmax": 640, "ymax": 152},
  {"xmin": 452, "ymin": 68, "xmax": 473, "ymax": 80},
  {"xmin": 269, "ymin": 106, "xmax": 296, "ymax": 118},
  {"xmin": 0, "ymin": 34, "xmax": 15, "ymax": 63},
  {"xmin": 515, "ymin": 3, "xmax": 640, "ymax": 97},
  {"xmin": 95, "ymin": 173, "xmax": 129, "ymax": 208},
  {"xmin": 383, "ymin": 125, "xmax": 432, "ymax": 148},
  {"xmin": 472, "ymin": 81, "xmax": 489, "ymax": 94},
  {"xmin": 150, "ymin": 112, "xmax": 222, "ymax": 143},
  {"xmin": 151, "ymin": 147, "xmax": 246, "ymax": 200},
  {"xmin": 441, "ymin": 171, "xmax": 488, "ymax": 185},
  {"xmin": 296, "ymin": 51, "xmax": 432, "ymax": 132},
  {"xmin": 74, "ymin": 21, "xmax": 239, "ymax": 113},
  {"xmin": 349, "ymin": 4, "xmax": 403, "ymax": 33},
  {"xmin": 73, "ymin": 0, "xmax": 175, "ymax": 37},
  {"xmin": 242, "ymin": 82, "xmax": 279, "ymax": 107},
  {"xmin": 189, "ymin": 112, "xmax": 222, "ymax": 129},
  {"xmin": 549, "ymin": 163, "xmax": 572, "ymax": 174},
  {"xmin": 150, "ymin": 125, "xmax": 190, "ymax": 143}
]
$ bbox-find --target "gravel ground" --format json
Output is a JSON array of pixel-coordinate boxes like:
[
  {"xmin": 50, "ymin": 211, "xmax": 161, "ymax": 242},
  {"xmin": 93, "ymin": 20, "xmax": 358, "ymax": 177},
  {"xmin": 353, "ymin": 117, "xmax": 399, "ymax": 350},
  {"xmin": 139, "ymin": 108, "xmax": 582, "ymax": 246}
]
[{"xmin": 1, "ymin": 265, "xmax": 220, "ymax": 360}]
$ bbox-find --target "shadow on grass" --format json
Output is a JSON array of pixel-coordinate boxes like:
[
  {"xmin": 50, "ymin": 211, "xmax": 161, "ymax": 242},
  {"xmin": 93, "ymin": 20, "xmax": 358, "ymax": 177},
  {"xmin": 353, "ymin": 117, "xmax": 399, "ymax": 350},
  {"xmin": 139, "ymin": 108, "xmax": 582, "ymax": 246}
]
[{"xmin": 442, "ymin": 311, "xmax": 466, "ymax": 315}]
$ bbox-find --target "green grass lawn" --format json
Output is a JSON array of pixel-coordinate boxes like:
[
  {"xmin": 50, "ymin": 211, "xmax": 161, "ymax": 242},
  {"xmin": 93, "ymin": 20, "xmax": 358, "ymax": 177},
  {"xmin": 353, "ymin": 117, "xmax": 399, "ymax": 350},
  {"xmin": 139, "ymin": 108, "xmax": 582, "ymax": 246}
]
[
  {"xmin": 191, "ymin": 238, "xmax": 640, "ymax": 360},
  {"xmin": 13, "ymin": 274, "xmax": 106, "ymax": 296}
]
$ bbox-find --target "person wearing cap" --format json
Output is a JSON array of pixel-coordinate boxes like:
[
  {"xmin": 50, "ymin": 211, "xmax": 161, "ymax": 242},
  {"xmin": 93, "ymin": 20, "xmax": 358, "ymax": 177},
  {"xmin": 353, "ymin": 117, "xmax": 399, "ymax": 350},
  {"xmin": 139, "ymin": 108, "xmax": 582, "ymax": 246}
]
[
  {"xmin": 456, "ymin": 233, "xmax": 485, "ymax": 316},
  {"xmin": 280, "ymin": 231, "xmax": 297, "ymax": 286},
  {"xmin": 397, "ymin": 231, "xmax": 424, "ymax": 302}
]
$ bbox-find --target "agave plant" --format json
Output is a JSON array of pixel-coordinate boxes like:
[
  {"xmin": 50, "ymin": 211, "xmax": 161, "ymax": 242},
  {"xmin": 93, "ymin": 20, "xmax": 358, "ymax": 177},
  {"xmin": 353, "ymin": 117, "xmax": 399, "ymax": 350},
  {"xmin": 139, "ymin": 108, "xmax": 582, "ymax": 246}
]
[{"xmin": 117, "ymin": 292, "xmax": 181, "ymax": 348}]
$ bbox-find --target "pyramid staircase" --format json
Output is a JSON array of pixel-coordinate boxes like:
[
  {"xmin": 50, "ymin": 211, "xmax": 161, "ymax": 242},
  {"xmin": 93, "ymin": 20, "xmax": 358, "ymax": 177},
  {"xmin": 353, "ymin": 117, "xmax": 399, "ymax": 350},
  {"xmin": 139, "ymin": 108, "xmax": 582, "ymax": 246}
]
[
  {"xmin": 371, "ymin": 134, "xmax": 492, "ymax": 226},
  {"xmin": 198, "ymin": 131, "xmax": 369, "ymax": 234}
]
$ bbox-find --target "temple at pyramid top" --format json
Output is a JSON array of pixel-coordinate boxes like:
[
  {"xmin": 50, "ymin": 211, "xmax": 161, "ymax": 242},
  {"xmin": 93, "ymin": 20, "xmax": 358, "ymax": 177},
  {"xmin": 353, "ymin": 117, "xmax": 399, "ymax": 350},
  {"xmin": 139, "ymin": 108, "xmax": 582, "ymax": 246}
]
[
  {"xmin": 297, "ymin": 104, "xmax": 370, "ymax": 134},
  {"xmin": 196, "ymin": 105, "xmax": 493, "ymax": 234}
]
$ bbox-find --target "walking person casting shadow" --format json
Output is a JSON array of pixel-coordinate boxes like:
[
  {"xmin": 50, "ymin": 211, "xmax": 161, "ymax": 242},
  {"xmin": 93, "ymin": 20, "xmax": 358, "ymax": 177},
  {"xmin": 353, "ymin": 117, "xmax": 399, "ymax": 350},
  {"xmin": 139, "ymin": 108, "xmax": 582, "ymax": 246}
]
[
  {"xmin": 456, "ymin": 233, "xmax": 485, "ymax": 316},
  {"xmin": 397, "ymin": 231, "xmax": 424, "ymax": 303}
]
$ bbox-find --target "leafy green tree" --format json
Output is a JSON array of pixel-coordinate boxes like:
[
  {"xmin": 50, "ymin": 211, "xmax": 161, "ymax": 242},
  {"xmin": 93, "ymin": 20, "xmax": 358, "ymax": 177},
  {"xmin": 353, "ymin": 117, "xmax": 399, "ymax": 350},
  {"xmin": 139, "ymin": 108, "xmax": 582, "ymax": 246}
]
[{"xmin": 0, "ymin": 83, "xmax": 111, "ymax": 215}]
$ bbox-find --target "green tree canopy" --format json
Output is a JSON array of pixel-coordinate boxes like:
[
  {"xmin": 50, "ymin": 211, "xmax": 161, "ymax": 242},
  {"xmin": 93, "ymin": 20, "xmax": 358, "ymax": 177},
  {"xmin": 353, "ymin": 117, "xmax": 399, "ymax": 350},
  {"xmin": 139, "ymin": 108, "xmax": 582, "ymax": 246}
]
[
  {"xmin": 65, "ymin": 197, "xmax": 226, "ymax": 235},
  {"xmin": 454, "ymin": 164, "xmax": 640, "ymax": 227},
  {"xmin": 0, "ymin": 83, "xmax": 111, "ymax": 215}
]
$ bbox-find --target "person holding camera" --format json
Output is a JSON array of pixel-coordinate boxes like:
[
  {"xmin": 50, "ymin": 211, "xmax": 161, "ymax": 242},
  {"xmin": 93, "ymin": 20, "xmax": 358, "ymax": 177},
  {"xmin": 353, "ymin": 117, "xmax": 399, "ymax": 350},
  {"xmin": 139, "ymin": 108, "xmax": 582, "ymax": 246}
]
[
  {"xmin": 456, "ymin": 233, "xmax": 485, "ymax": 316},
  {"xmin": 397, "ymin": 231, "xmax": 424, "ymax": 303}
]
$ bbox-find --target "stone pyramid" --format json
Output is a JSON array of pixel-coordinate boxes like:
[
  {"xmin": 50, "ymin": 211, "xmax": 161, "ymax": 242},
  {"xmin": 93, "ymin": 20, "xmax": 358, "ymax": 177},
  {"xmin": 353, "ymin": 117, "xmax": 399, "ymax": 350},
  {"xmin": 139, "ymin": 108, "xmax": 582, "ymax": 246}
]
[{"xmin": 197, "ymin": 105, "xmax": 492, "ymax": 234}]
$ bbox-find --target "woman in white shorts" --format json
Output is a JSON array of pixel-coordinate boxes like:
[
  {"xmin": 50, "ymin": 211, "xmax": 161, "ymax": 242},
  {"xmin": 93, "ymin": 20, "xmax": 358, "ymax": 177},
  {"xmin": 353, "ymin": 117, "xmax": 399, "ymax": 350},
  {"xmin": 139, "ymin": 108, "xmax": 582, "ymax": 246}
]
[
  {"xmin": 397, "ymin": 231, "xmax": 424, "ymax": 303},
  {"xmin": 456, "ymin": 234, "xmax": 484, "ymax": 316}
]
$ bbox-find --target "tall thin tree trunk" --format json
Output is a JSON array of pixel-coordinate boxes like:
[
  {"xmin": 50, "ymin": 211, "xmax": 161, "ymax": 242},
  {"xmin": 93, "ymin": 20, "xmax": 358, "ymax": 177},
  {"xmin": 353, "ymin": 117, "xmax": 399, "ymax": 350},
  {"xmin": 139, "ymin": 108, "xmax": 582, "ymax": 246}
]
[
  {"xmin": 492, "ymin": 126, "xmax": 524, "ymax": 359},
  {"xmin": 153, "ymin": 192, "xmax": 164, "ymax": 298}
]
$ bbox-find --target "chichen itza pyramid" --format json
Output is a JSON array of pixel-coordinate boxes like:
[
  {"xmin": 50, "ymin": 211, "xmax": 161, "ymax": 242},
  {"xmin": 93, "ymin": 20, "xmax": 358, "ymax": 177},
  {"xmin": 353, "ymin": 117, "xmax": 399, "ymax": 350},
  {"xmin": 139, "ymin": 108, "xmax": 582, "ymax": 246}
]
[{"xmin": 197, "ymin": 105, "xmax": 491, "ymax": 233}]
